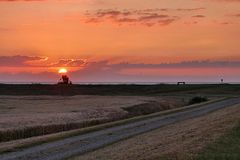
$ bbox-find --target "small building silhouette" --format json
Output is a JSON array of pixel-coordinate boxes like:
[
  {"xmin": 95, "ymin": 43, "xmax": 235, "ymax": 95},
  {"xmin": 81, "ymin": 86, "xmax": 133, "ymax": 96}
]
[{"xmin": 177, "ymin": 82, "xmax": 186, "ymax": 85}]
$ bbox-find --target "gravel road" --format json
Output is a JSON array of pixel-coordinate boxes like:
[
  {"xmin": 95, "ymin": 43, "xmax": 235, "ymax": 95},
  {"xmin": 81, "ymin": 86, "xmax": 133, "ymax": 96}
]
[{"xmin": 1, "ymin": 98, "xmax": 240, "ymax": 160}]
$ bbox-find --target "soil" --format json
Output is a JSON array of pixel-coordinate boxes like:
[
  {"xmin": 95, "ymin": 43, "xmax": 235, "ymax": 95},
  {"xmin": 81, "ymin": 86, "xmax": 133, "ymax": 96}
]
[{"xmin": 72, "ymin": 104, "xmax": 240, "ymax": 160}]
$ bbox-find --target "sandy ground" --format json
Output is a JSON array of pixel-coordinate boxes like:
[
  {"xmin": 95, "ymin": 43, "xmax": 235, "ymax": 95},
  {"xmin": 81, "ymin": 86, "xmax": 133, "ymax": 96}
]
[
  {"xmin": 72, "ymin": 104, "xmax": 240, "ymax": 160},
  {"xmin": 0, "ymin": 95, "xmax": 186, "ymax": 131}
]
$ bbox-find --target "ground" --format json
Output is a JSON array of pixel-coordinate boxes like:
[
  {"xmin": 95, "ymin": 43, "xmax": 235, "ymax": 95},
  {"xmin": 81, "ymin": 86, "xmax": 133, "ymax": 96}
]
[
  {"xmin": 0, "ymin": 95, "xmax": 188, "ymax": 142},
  {"xmin": 196, "ymin": 121, "xmax": 240, "ymax": 160},
  {"xmin": 0, "ymin": 84, "xmax": 239, "ymax": 160},
  {"xmin": 70, "ymin": 104, "xmax": 240, "ymax": 160}
]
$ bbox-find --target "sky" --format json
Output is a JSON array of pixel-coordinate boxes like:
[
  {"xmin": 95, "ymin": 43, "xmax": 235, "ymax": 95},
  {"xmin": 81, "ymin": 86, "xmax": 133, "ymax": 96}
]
[{"xmin": 0, "ymin": 0, "xmax": 240, "ymax": 83}]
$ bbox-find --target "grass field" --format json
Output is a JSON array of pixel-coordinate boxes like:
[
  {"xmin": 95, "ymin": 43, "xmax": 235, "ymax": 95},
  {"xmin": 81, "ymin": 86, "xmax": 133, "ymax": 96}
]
[{"xmin": 196, "ymin": 121, "xmax": 240, "ymax": 160}]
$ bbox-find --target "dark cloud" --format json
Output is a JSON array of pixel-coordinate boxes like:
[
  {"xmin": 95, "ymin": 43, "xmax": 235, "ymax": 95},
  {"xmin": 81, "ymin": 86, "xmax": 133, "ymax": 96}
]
[
  {"xmin": 109, "ymin": 60, "xmax": 240, "ymax": 69},
  {"xmin": 72, "ymin": 60, "xmax": 240, "ymax": 79},
  {"xmin": 82, "ymin": 7, "xmax": 207, "ymax": 27},
  {"xmin": 192, "ymin": 15, "xmax": 206, "ymax": 18},
  {"xmin": 0, "ymin": 55, "xmax": 87, "ymax": 67},
  {"xmin": 221, "ymin": 22, "xmax": 231, "ymax": 25},
  {"xmin": 176, "ymin": 8, "xmax": 206, "ymax": 11},
  {"xmin": 67, "ymin": 60, "xmax": 240, "ymax": 83},
  {"xmin": 0, "ymin": 55, "xmax": 47, "ymax": 67},
  {"xmin": 84, "ymin": 9, "xmax": 179, "ymax": 27}
]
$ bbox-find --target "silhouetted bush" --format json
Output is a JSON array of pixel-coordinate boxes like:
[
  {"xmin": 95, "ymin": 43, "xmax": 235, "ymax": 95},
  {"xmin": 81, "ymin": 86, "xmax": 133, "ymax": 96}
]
[
  {"xmin": 189, "ymin": 96, "xmax": 208, "ymax": 105},
  {"xmin": 122, "ymin": 102, "xmax": 171, "ymax": 117}
]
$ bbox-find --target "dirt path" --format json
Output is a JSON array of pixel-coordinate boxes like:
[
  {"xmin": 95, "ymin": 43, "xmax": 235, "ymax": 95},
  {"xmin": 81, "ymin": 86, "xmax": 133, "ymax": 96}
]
[
  {"xmin": 75, "ymin": 103, "xmax": 240, "ymax": 160},
  {"xmin": 0, "ymin": 98, "xmax": 239, "ymax": 160}
]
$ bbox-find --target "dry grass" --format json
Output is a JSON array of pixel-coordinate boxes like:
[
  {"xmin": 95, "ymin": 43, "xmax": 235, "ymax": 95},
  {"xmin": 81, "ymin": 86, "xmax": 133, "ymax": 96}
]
[
  {"xmin": 0, "ymin": 95, "xmax": 187, "ymax": 142},
  {"xmin": 71, "ymin": 104, "xmax": 240, "ymax": 160}
]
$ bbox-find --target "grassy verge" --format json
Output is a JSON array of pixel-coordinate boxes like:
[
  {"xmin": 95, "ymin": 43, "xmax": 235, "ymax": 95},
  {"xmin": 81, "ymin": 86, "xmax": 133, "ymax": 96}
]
[
  {"xmin": 196, "ymin": 121, "xmax": 240, "ymax": 160},
  {"xmin": 0, "ymin": 97, "xmax": 228, "ymax": 154}
]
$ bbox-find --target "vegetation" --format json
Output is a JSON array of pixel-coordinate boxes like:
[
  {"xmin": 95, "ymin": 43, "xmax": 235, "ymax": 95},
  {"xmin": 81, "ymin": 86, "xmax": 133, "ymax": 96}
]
[
  {"xmin": 122, "ymin": 102, "xmax": 171, "ymax": 116},
  {"xmin": 189, "ymin": 96, "xmax": 208, "ymax": 105},
  {"xmin": 0, "ymin": 95, "xmax": 188, "ymax": 142},
  {"xmin": 196, "ymin": 122, "xmax": 240, "ymax": 160},
  {"xmin": 0, "ymin": 83, "xmax": 238, "ymax": 96},
  {"xmin": 0, "ymin": 98, "xmax": 222, "ymax": 154},
  {"xmin": 0, "ymin": 119, "xmax": 106, "ymax": 142}
]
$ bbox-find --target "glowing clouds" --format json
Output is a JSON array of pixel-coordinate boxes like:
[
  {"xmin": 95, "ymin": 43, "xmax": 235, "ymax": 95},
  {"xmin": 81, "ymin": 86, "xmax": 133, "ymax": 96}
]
[{"xmin": 58, "ymin": 68, "xmax": 68, "ymax": 74}]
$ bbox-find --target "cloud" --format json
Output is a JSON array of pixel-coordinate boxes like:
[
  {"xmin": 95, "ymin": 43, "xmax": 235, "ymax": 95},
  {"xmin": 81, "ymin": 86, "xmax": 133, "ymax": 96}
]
[
  {"xmin": 220, "ymin": 22, "xmax": 232, "ymax": 25},
  {"xmin": 0, "ymin": 55, "xmax": 47, "ymax": 67},
  {"xmin": 192, "ymin": 15, "xmax": 206, "ymax": 18},
  {"xmin": 228, "ymin": 13, "xmax": 240, "ymax": 17},
  {"xmin": 83, "ymin": 9, "xmax": 179, "ymax": 27},
  {"xmin": 0, "ymin": 55, "xmax": 87, "ymax": 68},
  {"xmin": 50, "ymin": 59, "xmax": 86, "ymax": 67},
  {"xmin": 67, "ymin": 60, "xmax": 240, "ymax": 82},
  {"xmin": 80, "ymin": 7, "xmax": 208, "ymax": 27},
  {"xmin": 107, "ymin": 60, "xmax": 240, "ymax": 69},
  {"xmin": 1, "ymin": 59, "xmax": 240, "ymax": 83},
  {"xmin": 73, "ymin": 60, "xmax": 240, "ymax": 76},
  {"xmin": 2, "ymin": 55, "xmax": 240, "ymax": 69},
  {"xmin": 176, "ymin": 8, "xmax": 206, "ymax": 11}
]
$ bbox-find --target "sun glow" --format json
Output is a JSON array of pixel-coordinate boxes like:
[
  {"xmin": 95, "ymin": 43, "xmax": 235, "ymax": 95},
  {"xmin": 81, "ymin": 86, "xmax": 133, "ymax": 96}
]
[{"xmin": 58, "ymin": 68, "xmax": 68, "ymax": 74}]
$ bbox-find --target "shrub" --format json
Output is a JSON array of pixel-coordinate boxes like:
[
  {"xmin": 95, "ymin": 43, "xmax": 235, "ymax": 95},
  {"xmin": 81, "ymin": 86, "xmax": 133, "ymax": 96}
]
[{"xmin": 189, "ymin": 96, "xmax": 208, "ymax": 105}]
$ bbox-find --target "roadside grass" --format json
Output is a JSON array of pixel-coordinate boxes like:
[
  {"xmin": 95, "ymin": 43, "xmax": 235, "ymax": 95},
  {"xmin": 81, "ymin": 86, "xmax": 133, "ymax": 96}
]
[
  {"xmin": 0, "ymin": 98, "xmax": 225, "ymax": 154},
  {"xmin": 196, "ymin": 121, "xmax": 240, "ymax": 160}
]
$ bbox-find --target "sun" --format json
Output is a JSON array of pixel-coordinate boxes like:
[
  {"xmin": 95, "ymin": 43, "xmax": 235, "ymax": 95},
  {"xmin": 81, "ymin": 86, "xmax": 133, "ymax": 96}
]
[{"xmin": 58, "ymin": 68, "xmax": 68, "ymax": 74}]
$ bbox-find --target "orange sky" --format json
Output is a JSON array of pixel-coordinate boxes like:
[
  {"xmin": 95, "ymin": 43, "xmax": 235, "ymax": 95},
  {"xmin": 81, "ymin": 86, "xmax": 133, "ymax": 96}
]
[{"xmin": 0, "ymin": 0, "xmax": 240, "ymax": 82}]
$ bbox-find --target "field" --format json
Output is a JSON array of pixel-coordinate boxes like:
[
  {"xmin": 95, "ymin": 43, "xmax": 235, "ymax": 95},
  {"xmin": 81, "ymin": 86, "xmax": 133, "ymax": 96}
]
[
  {"xmin": 0, "ymin": 95, "xmax": 189, "ymax": 142},
  {"xmin": 0, "ymin": 84, "xmax": 239, "ymax": 160},
  {"xmin": 71, "ymin": 104, "xmax": 240, "ymax": 160},
  {"xmin": 0, "ymin": 84, "xmax": 236, "ymax": 142}
]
